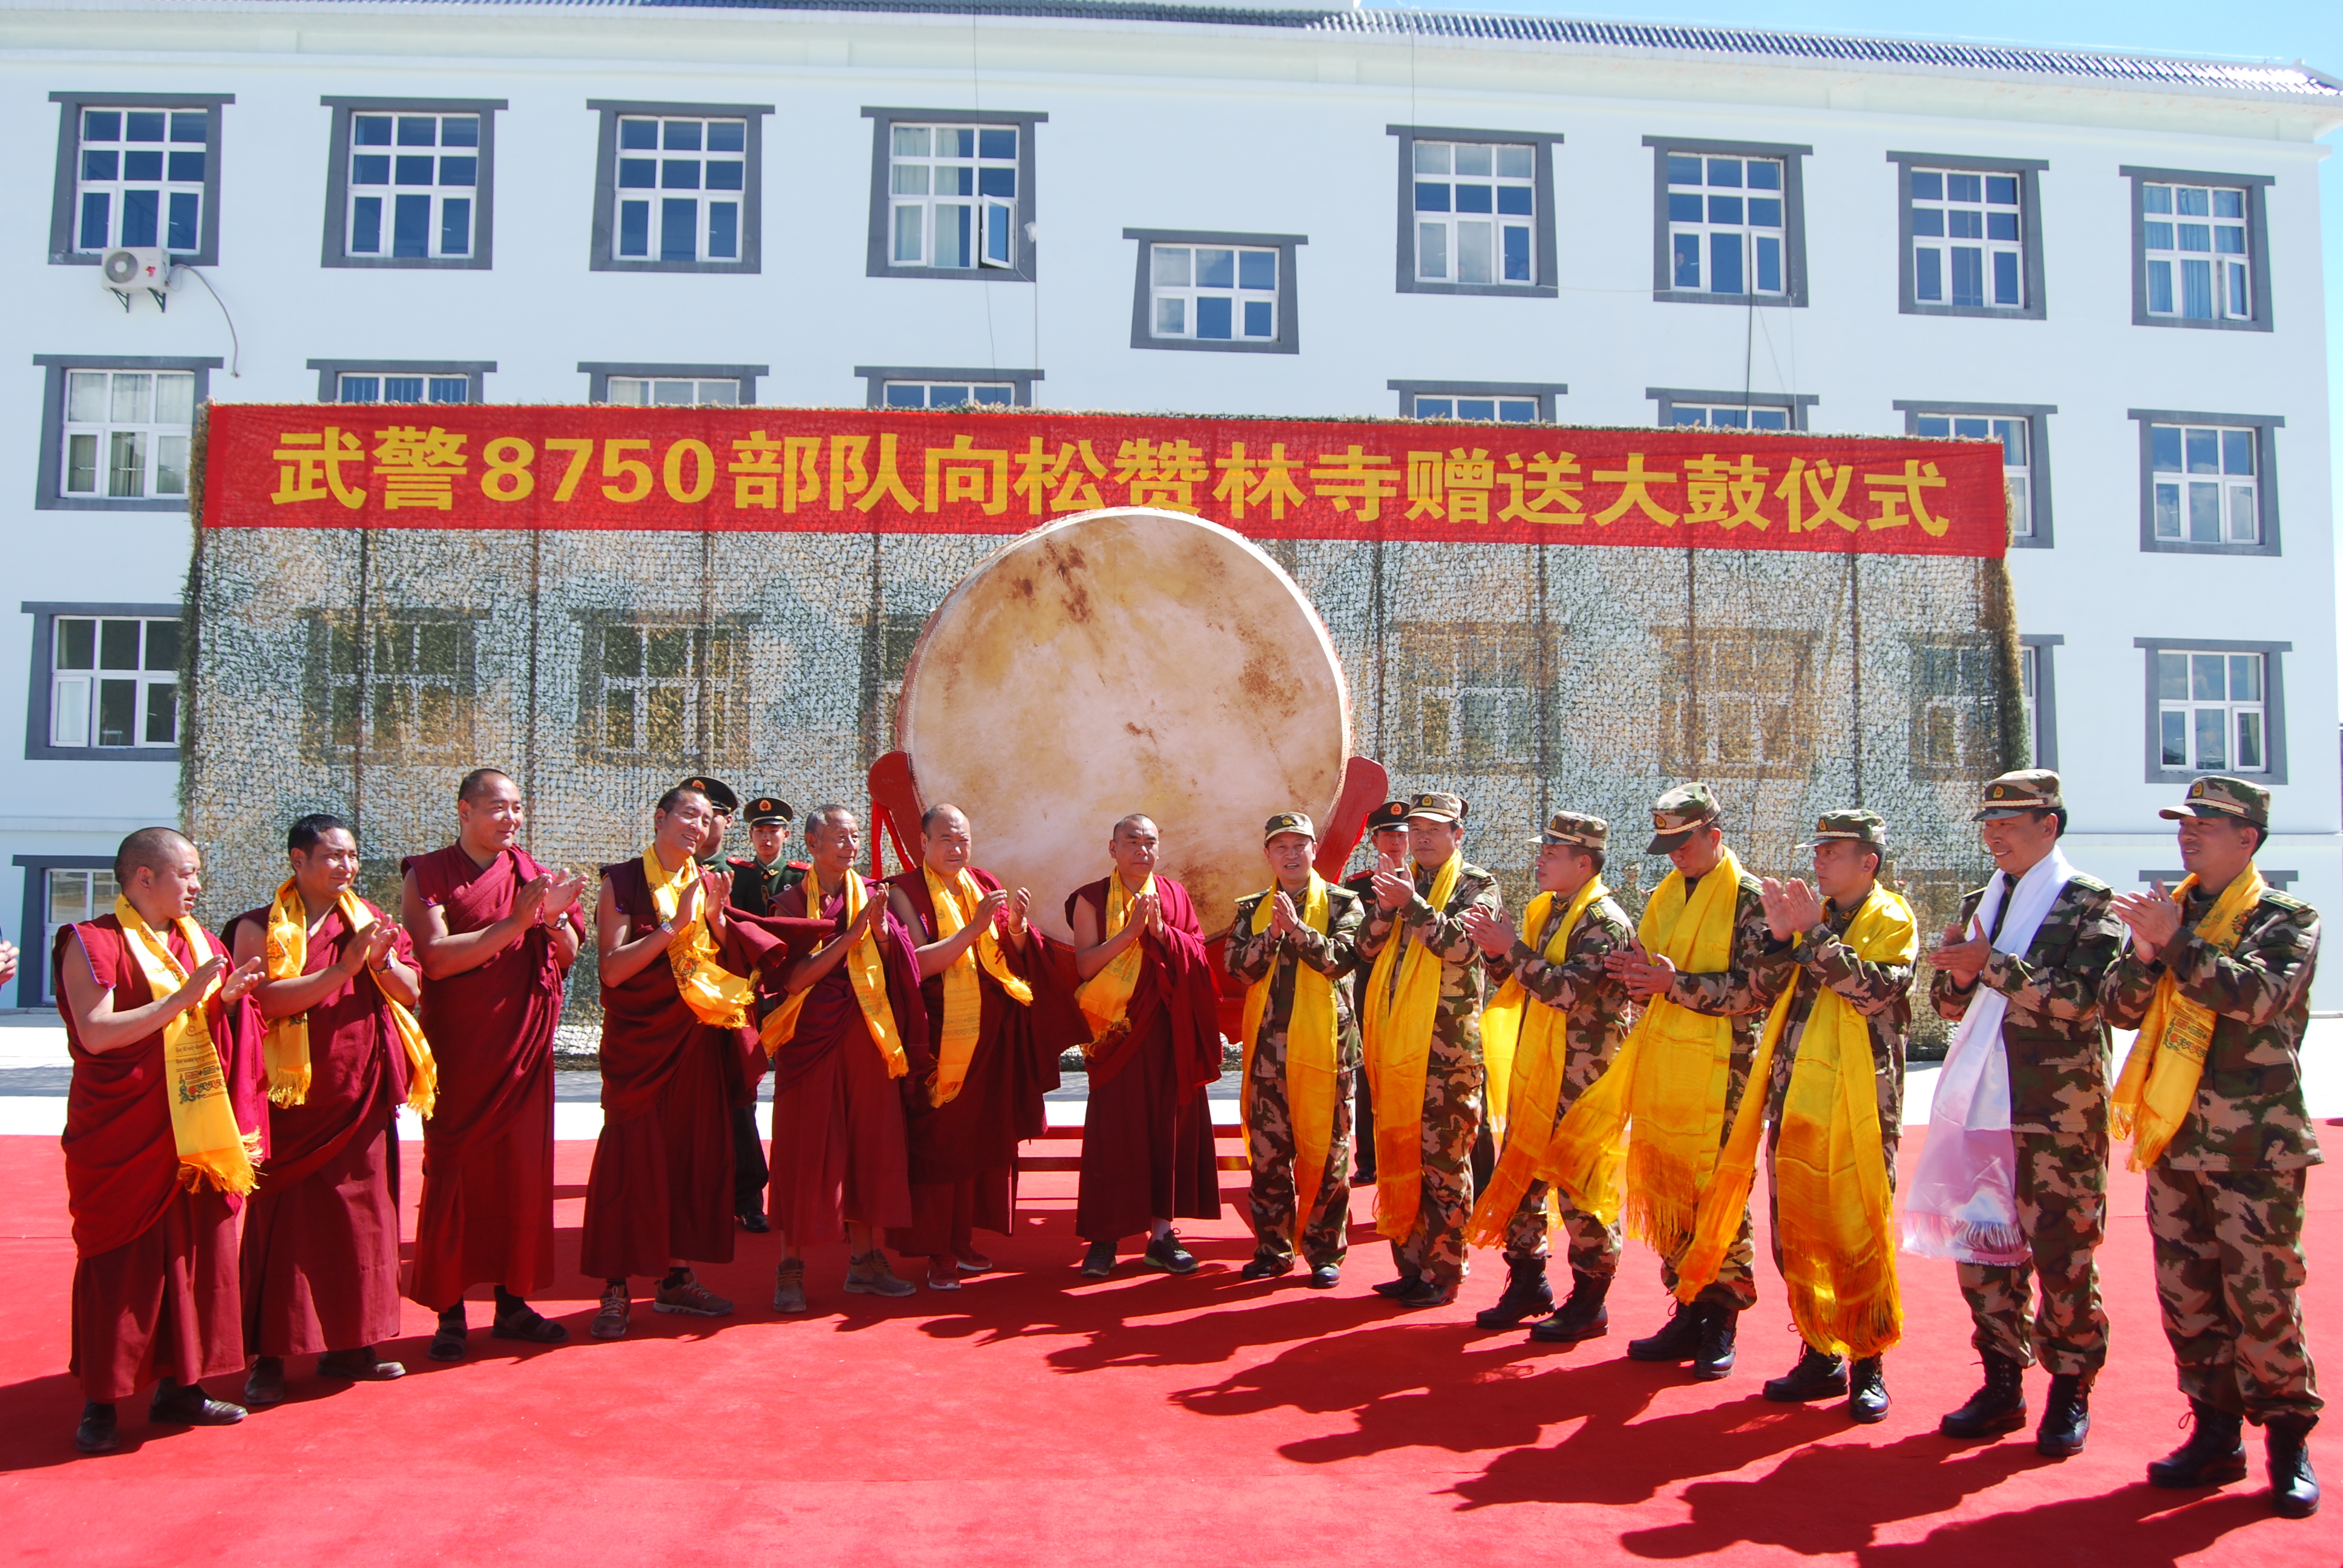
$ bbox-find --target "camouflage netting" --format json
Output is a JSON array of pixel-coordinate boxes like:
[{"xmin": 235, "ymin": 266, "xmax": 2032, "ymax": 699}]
[{"xmin": 182, "ymin": 443, "xmax": 2020, "ymax": 1053}]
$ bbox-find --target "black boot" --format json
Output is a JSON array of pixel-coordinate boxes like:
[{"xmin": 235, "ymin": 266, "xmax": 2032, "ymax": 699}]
[
  {"xmin": 1626, "ymin": 1300, "xmax": 1703, "ymax": 1362},
  {"xmin": 1762, "ymin": 1346, "xmax": 1847, "ymax": 1402},
  {"xmin": 2036, "ymin": 1373, "xmax": 2091, "ymax": 1459},
  {"xmin": 1474, "ymin": 1255, "xmax": 1555, "ymax": 1330},
  {"xmin": 2267, "ymin": 1414, "xmax": 2321, "ymax": 1519},
  {"xmin": 2146, "ymin": 1399, "xmax": 2246, "ymax": 1489},
  {"xmin": 1939, "ymin": 1350, "xmax": 2027, "ymax": 1439},
  {"xmin": 1692, "ymin": 1300, "xmax": 1738, "ymax": 1380},
  {"xmin": 1847, "ymin": 1357, "xmax": 1889, "ymax": 1424},
  {"xmin": 1529, "ymin": 1270, "xmax": 1612, "ymax": 1343},
  {"xmin": 74, "ymin": 1401, "xmax": 118, "ymax": 1454}
]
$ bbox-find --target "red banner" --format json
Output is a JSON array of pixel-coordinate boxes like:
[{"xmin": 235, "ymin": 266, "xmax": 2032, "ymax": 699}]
[{"xmin": 199, "ymin": 403, "xmax": 2009, "ymax": 557}]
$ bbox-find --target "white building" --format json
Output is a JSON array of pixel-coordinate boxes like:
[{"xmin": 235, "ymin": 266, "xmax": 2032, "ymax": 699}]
[{"xmin": 2, "ymin": 0, "xmax": 2337, "ymax": 1005}]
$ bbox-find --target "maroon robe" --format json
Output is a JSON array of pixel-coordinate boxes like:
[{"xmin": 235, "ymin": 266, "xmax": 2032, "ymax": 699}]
[
  {"xmin": 578, "ymin": 858, "xmax": 793, "ymax": 1279},
  {"xmin": 401, "ymin": 844, "xmax": 580, "ymax": 1310},
  {"xmin": 1065, "ymin": 875, "xmax": 1224, "ymax": 1243},
  {"xmin": 766, "ymin": 874, "xmax": 933, "ymax": 1244},
  {"xmin": 882, "ymin": 866, "xmax": 1062, "ymax": 1256},
  {"xmin": 228, "ymin": 898, "xmax": 412, "ymax": 1359},
  {"xmin": 56, "ymin": 915, "xmax": 267, "ymax": 1402}
]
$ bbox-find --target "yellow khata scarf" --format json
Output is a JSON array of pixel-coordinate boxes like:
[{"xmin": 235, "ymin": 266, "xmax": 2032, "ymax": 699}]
[
  {"xmin": 1073, "ymin": 871, "xmax": 1155, "ymax": 1054},
  {"xmin": 1240, "ymin": 874, "xmax": 1340, "ymax": 1226},
  {"xmin": 643, "ymin": 845, "xmax": 753, "ymax": 1030},
  {"xmin": 1465, "ymin": 877, "xmax": 1612, "ymax": 1250},
  {"xmin": 923, "ymin": 864, "xmax": 1034, "ymax": 1107},
  {"xmin": 1674, "ymin": 884, "xmax": 1916, "ymax": 1360},
  {"xmin": 1539, "ymin": 847, "xmax": 1748, "ymax": 1252},
  {"xmin": 759, "ymin": 862, "xmax": 908, "ymax": 1079},
  {"xmin": 261, "ymin": 880, "xmax": 437, "ymax": 1117},
  {"xmin": 2112, "ymin": 864, "xmax": 2268, "ymax": 1171},
  {"xmin": 1362, "ymin": 852, "xmax": 1464, "ymax": 1242},
  {"xmin": 112, "ymin": 897, "xmax": 260, "ymax": 1197}
]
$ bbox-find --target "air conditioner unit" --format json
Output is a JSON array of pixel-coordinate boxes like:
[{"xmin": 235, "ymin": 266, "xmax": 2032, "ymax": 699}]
[{"xmin": 99, "ymin": 247, "xmax": 173, "ymax": 312}]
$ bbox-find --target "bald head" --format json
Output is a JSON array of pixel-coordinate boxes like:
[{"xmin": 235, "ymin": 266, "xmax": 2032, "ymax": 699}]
[
  {"xmin": 1112, "ymin": 813, "xmax": 1156, "ymax": 841},
  {"xmin": 457, "ymin": 767, "xmax": 513, "ymax": 805},
  {"xmin": 114, "ymin": 826, "xmax": 194, "ymax": 884},
  {"xmin": 114, "ymin": 826, "xmax": 202, "ymax": 923}
]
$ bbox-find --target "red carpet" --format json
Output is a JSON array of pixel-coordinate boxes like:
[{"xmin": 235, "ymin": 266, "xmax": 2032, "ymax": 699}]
[{"xmin": 2, "ymin": 1123, "xmax": 2337, "ymax": 1566}]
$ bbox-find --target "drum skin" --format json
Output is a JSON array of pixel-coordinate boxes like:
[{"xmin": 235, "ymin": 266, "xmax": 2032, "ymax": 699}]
[{"xmin": 897, "ymin": 508, "xmax": 1351, "ymax": 941}]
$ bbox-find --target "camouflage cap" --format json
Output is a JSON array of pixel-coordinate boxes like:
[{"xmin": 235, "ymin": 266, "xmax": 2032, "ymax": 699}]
[
  {"xmin": 1406, "ymin": 791, "xmax": 1469, "ymax": 825},
  {"xmin": 677, "ymin": 775, "xmax": 739, "ymax": 814},
  {"xmin": 1800, "ymin": 808, "xmax": 1886, "ymax": 849},
  {"xmin": 1972, "ymin": 768, "xmax": 2061, "ymax": 822},
  {"xmin": 744, "ymin": 795, "xmax": 794, "ymax": 826},
  {"xmin": 2159, "ymin": 774, "xmax": 2270, "ymax": 831},
  {"xmin": 1536, "ymin": 811, "xmax": 1607, "ymax": 851},
  {"xmin": 1645, "ymin": 781, "xmax": 1721, "ymax": 854},
  {"xmin": 1365, "ymin": 800, "xmax": 1413, "ymax": 836},
  {"xmin": 1263, "ymin": 811, "xmax": 1316, "ymax": 842}
]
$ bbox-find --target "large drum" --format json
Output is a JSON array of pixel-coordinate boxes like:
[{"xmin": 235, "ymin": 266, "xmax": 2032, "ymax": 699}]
[{"xmin": 897, "ymin": 508, "xmax": 1351, "ymax": 941}]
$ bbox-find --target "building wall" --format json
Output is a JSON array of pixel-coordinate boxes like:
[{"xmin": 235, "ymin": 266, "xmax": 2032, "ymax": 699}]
[{"xmin": 1, "ymin": 3, "xmax": 2334, "ymax": 1004}]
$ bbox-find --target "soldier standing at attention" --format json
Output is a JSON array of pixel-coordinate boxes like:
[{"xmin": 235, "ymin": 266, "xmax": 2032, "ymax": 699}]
[
  {"xmin": 724, "ymin": 795, "xmax": 801, "ymax": 1233},
  {"xmin": 1357, "ymin": 792, "xmax": 1503, "ymax": 1310},
  {"xmin": 1343, "ymin": 800, "xmax": 1411, "ymax": 1184},
  {"xmin": 1921, "ymin": 769, "xmax": 2123, "ymax": 1459},
  {"xmin": 1227, "ymin": 813, "xmax": 1367, "ymax": 1289},
  {"xmin": 683, "ymin": 776, "xmax": 741, "ymax": 866},
  {"xmin": 2102, "ymin": 776, "xmax": 2321, "ymax": 1519},
  {"xmin": 1461, "ymin": 811, "xmax": 1636, "ymax": 1341}
]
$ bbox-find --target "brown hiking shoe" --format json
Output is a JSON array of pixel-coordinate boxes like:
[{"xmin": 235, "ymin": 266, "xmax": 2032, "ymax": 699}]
[
  {"xmin": 652, "ymin": 1271, "xmax": 735, "ymax": 1318},
  {"xmin": 591, "ymin": 1284, "xmax": 631, "ymax": 1340},
  {"xmin": 844, "ymin": 1251, "xmax": 917, "ymax": 1298},
  {"xmin": 773, "ymin": 1259, "xmax": 808, "ymax": 1315}
]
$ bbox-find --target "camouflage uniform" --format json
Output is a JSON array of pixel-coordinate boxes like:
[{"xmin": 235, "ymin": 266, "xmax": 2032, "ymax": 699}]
[
  {"xmin": 1480, "ymin": 888, "xmax": 1637, "ymax": 1279},
  {"xmin": 1357, "ymin": 831, "xmax": 1504, "ymax": 1293},
  {"xmin": 1226, "ymin": 877, "xmax": 1366, "ymax": 1268},
  {"xmin": 2099, "ymin": 807, "xmax": 2323, "ymax": 1425},
  {"xmin": 1931, "ymin": 868, "xmax": 2124, "ymax": 1380}
]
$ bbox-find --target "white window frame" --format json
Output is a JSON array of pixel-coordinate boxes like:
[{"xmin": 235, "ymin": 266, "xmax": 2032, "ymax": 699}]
[
  {"xmin": 1410, "ymin": 139, "xmax": 1535, "ymax": 289},
  {"xmin": 69, "ymin": 103, "xmax": 210, "ymax": 256},
  {"xmin": 1389, "ymin": 381, "xmax": 1565, "ymax": 422},
  {"xmin": 2019, "ymin": 633, "xmax": 2062, "ymax": 769},
  {"xmin": 854, "ymin": 365, "xmax": 1040, "ymax": 408},
  {"xmin": 306, "ymin": 359, "xmax": 493, "ymax": 407},
  {"xmin": 47, "ymin": 613, "xmax": 180, "ymax": 751},
  {"xmin": 614, "ymin": 112, "xmax": 748, "ymax": 265},
  {"xmin": 1917, "ymin": 413, "xmax": 2031, "ymax": 537},
  {"xmin": 1410, "ymin": 394, "xmax": 1538, "ymax": 423},
  {"xmin": 2150, "ymin": 422, "xmax": 2259, "ymax": 546},
  {"xmin": 1666, "ymin": 403, "xmax": 1792, "ymax": 431},
  {"xmin": 1910, "ymin": 168, "xmax": 2025, "ymax": 311},
  {"xmin": 343, "ymin": 108, "xmax": 482, "ymax": 263},
  {"xmin": 337, "ymin": 372, "xmax": 471, "ymax": 405},
  {"xmin": 606, "ymin": 376, "xmax": 740, "ymax": 407},
  {"xmin": 886, "ymin": 122, "xmax": 1019, "ymax": 272},
  {"xmin": 1663, "ymin": 151, "xmax": 1787, "ymax": 298},
  {"xmin": 2137, "ymin": 636, "xmax": 2289, "ymax": 784},
  {"xmin": 2142, "ymin": 181, "xmax": 2251, "ymax": 324},
  {"xmin": 1147, "ymin": 243, "xmax": 1280, "ymax": 343},
  {"xmin": 880, "ymin": 380, "xmax": 1015, "ymax": 409},
  {"xmin": 59, "ymin": 367, "xmax": 195, "ymax": 501},
  {"xmin": 42, "ymin": 867, "xmax": 120, "ymax": 1001}
]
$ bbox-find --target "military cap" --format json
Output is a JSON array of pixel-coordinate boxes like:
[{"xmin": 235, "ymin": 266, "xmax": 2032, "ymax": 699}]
[
  {"xmin": 1535, "ymin": 811, "xmax": 1607, "ymax": 851},
  {"xmin": 1645, "ymin": 782, "xmax": 1721, "ymax": 854},
  {"xmin": 678, "ymin": 775, "xmax": 739, "ymax": 814},
  {"xmin": 1406, "ymin": 791, "xmax": 1469, "ymax": 825},
  {"xmin": 1365, "ymin": 800, "xmax": 1412, "ymax": 837},
  {"xmin": 2159, "ymin": 774, "xmax": 2270, "ymax": 831},
  {"xmin": 744, "ymin": 795, "xmax": 795, "ymax": 827},
  {"xmin": 1263, "ymin": 811, "xmax": 1316, "ymax": 843},
  {"xmin": 1972, "ymin": 768, "xmax": 2061, "ymax": 822},
  {"xmin": 1801, "ymin": 809, "xmax": 1886, "ymax": 849}
]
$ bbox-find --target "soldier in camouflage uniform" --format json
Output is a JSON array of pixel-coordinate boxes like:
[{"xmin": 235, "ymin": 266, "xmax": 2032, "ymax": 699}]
[
  {"xmin": 1463, "ymin": 811, "xmax": 1636, "ymax": 1341},
  {"xmin": 2102, "ymin": 776, "xmax": 2322, "ymax": 1519},
  {"xmin": 1612, "ymin": 782, "xmax": 1786, "ymax": 1380},
  {"xmin": 1343, "ymin": 801, "xmax": 1412, "ymax": 1184},
  {"xmin": 1748, "ymin": 809, "xmax": 1915, "ymax": 1423},
  {"xmin": 1356, "ymin": 791, "xmax": 1504, "ymax": 1310},
  {"xmin": 1930, "ymin": 769, "xmax": 2123, "ymax": 1459},
  {"xmin": 1225, "ymin": 812, "xmax": 1367, "ymax": 1289}
]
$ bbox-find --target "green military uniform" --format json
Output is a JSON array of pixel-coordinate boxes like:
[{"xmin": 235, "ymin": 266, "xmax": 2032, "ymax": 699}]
[
  {"xmin": 1343, "ymin": 800, "xmax": 1412, "ymax": 1185},
  {"xmin": 2100, "ymin": 777, "xmax": 2323, "ymax": 1452},
  {"xmin": 1225, "ymin": 814, "xmax": 1368, "ymax": 1276},
  {"xmin": 715, "ymin": 792, "xmax": 797, "ymax": 1229},
  {"xmin": 1928, "ymin": 771, "xmax": 2123, "ymax": 1402},
  {"xmin": 1355, "ymin": 792, "xmax": 1504, "ymax": 1300}
]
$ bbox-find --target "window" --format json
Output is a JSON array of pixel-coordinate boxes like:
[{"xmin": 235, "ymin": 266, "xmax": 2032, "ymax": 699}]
[
  {"xmin": 22, "ymin": 601, "xmax": 184, "ymax": 760},
  {"xmin": 50, "ymin": 94, "xmax": 230, "ymax": 266},
  {"xmin": 589, "ymin": 100, "xmax": 769, "ymax": 274},
  {"xmin": 34, "ymin": 356, "xmax": 218, "ymax": 512},
  {"xmin": 59, "ymin": 368, "xmax": 193, "ymax": 500},
  {"xmin": 1889, "ymin": 154, "xmax": 2046, "ymax": 319},
  {"xmin": 2135, "ymin": 637, "xmax": 2289, "ymax": 784},
  {"xmin": 582, "ymin": 362, "xmax": 765, "ymax": 405},
  {"xmin": 2123, "ymin": 166, "xmax": 2273, "ymax": 333},
  {"xmin": 1389, "ymin": 126, "xmax": 1559, "ymax": 297},
  {"xmin": 323, "ymin": 98, "xmax": 501, "ymax": 269},
  {"xmin": 581, "ymin": 618, "xmax": 750, "ymax": 765},
  {"xmin": 2020, "ymin": 644, "xmax": 2039, "ymax": 760},
  {"xmin": 1411, "ymin": 395, "xmax": 1536, "ymax": 422},
  {"xmin": 1907, "ymin": 640, "xmax": 1999, "ymax": 781},
  {"xmin": 854, "ymin": 365, "xmax": 1041, "ymax": 408},
  {"xmin": 1645, "ymin": 136, "xmax": 1809, "ymax": 305},
  {"xmin": 1922, "ymin": 416, "xmax": 2029, "ymax": 533},
  {"xmin": 309, "ymin": 613, "xmax": 479, "ymax": 765},
  {"xmin": 1126, "ymin": 229, "xmax": 1305, "ymax": 354},
  {"xmin": 2129, "ymin": 408, "xmax": 2280, "ymax": 556},
  {"xmin": 1648, "ymin": 387, "xmax": 1816, "ymax": 431},
  {"xmin": 2019, "ymin": 633, "xmax": 2062, "ymax": 769},
  {"xmin": 41, "ymin": 867, "xmax": 118, "ymax": 1001},
  {"xmin": 1395, "ymin": 622, "xmax": 1536, "ymax": 771},
  {"xmin": 1898, "ymin": 401, "xmax": 2054, "ymax": 547},
  {"xmin": 306, "ymin": 360, "xmax": 493, "ymax": 406},
  {"xmin": 863, "ymin": 108, "xmax": 1043, "ymax": 281},
  {"xmin": 1657, "ymin": 627, "xmax": 1817, "ymax": 777}
]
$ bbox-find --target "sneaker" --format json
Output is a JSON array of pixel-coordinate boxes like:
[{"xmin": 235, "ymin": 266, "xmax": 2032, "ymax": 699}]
[
  {"xmin": 1307, "ymin": 1263, "xmax": 1342, "ymax": 1290},
  {"xmin": 654, "ymin": 1271, "xmax": 735, "ymax": 1317},
  {"xmin": 1239, "ymin": 1252, "xmax": 1294, "ymax": 1281},
  {"xmin": 955, "ymin": 1250, "xmax": 994, "ymax": 1274},
  {"xmin": 926, "ymin": 1259, "xmax": 963, "ymax": 1291},
  {"xmin": 1143, "ymin": 1234, "xmax": 1199, "ymax": 1275},
  {"xmin": 243, "ymin": 1357, "xmax": 287, "ymax": 1408},
  {"xmin": 844, "ymin": 1252, "xmax": 917, "ymax": 1298},
  {"xmin": 1079, "ymin": 1241, "xmax": 1117, "ymax": 1278},
  {"xmin": 772, "ymin": 1259, "xmax": 808, "ymax": 1315},
  {"xmin": 591, "ymin": 1284, "xmax": 631, "ymax": 1339}
]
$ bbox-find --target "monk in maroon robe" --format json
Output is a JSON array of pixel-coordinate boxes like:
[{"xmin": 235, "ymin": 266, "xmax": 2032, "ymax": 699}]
[
  {"xmin": 767, "ymin": 805, "xmax": 934, "ymax": 1312},
  {"xmin": 1069, "ymin": 814, "xmax": 1224, "ymax": 1278},
  {"xmin": 401, "ymin": 768, "xmax": 587, "ymax": 1361},
  {"xmin": 55, "ymin": 826, "xmax": 267, "ymax": 1454},
  {"xmin": 582, "ymin": 785, "xmax": 801, "ymax": 1338},
  {"xmin": 228, "ymin": 814, "xmax": 421, "ymax": 1406},
  {"xmin": 883, "ymin": 804, "xmax": 1062, "ymax": 1289}
]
